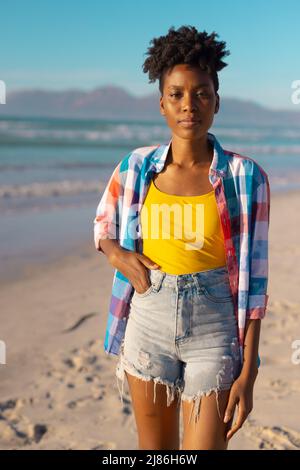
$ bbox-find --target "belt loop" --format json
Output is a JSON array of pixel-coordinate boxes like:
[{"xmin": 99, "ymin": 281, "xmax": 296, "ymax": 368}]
[
  {"xmin": 152, "ymin": 270, "xmax": 165, "ymax": 292},
  {"xmin": 192, "ymin": 273, "xmax": 201, "ymax": 292}
]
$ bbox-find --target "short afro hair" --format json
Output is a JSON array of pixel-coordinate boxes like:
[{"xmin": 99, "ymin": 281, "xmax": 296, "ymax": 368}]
[{"xmin": 142, "ymin": 25, "xmax": 230, "ymax": 95}]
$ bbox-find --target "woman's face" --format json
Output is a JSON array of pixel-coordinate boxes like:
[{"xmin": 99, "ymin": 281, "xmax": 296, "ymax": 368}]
[{"xmin": 159, "ymin": 64, "xmax": 219, "ymax": 140}]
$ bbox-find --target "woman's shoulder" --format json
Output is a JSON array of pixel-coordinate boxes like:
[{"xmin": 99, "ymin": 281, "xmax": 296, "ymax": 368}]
[
  {"xmin": 119, "ymin": 143, "xmax": 162, "ymax": 171},
  {"xmin": 130, "ymin": 143, "xmax": 162, "ymax": 162},
  {"xmin": 223, "ymin": 148, "xmax": 269, "ymax": 185}
]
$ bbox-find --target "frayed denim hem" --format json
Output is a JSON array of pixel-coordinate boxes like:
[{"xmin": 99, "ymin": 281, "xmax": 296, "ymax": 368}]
[
  {"xmin": 115, "ymin": 339, "xmax": 240, "ymax": 426},
  {"xmin": 115, "ymin": 350, "xmax": 183, "ymax": 410}
]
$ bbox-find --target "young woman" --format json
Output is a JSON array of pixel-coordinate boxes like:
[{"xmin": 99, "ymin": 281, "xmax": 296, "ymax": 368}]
[{"xmin": 93, "ymin": 25, "xmax": 270, "ymax": 450}]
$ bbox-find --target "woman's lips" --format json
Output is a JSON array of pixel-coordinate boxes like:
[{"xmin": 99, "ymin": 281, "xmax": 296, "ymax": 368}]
[{"xmin": 178, "ymin": 120, "xmax": 201, "ymax": 128}]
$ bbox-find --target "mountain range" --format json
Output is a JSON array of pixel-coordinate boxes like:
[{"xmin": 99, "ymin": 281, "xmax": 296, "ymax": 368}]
[{"xmin": 1, "ymin": 85, "xmax": 299, "ymax": 126}]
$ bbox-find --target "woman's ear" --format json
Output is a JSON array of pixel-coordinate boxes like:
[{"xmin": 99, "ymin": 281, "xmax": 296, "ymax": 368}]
[
  {"xmin": 215, "ymin": 93, "xmax": 220, "ymax": 114},
  {"xmin": 159, "ymin": 95, "xmax": 166, "ymax": 117}
]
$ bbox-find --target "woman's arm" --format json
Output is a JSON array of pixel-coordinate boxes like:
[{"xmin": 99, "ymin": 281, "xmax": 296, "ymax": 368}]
[
  {"xmin": 93, "ymin": 160, "xmax": 124, "ymax": 254},
  {"xmin": 98, "ymin": 238, "xmax": 124, "ymax": 264},
  {"xmin": 224, "ymin": 318, "xmax": 261, "ymax": 440},
  {"xmin": 240, "ymin": 318, "xmax": 261, "ymax": 380},
  {"xmin": 246, "ymin": 171, "xmax": 271, "ymax": 320},
  {"xmin": 224, "ymin": 167, "xmax": 270, "ymax": 441}
]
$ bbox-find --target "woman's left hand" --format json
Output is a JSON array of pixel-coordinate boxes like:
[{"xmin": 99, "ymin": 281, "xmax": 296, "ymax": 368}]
[{"xmin": 223, "ymin": 372, "xmax": 257, "ymax": 441}]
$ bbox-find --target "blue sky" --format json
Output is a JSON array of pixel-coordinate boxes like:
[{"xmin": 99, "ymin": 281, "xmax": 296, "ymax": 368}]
[{"xmin": 1, "ymin": 0, "xmax": 299, "ymax": 110}]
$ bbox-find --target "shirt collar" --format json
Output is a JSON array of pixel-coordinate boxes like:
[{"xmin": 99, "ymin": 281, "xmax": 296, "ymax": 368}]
[{"xmin": 150, "ymin": 132, "xmax": 228, "ymax": 177}]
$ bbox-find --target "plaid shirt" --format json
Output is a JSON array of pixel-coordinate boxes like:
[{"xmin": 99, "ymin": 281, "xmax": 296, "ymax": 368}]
[{"xmin": 93, "ymin": 132, "xmax": 270, "ymax": 366}]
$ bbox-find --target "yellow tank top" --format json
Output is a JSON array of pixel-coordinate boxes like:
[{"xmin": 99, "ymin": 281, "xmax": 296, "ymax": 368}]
[{"xmin": 140, "ymin": 178, "xmax": 226, "ymax": 274}]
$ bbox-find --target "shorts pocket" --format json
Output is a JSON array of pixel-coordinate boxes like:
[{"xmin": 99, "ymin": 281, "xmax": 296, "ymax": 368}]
[
  {"xmin": 200, "ymin": 278, "xmax": 233, "ymax": 303},
  {"xmin": 134, "ymin": 283, "xmax": 153, "ymax": 298}
]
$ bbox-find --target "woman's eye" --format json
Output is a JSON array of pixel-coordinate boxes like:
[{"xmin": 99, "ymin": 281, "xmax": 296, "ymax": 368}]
[
  {"xmin": 170, "ymin": 92, "xmax": 208, "ymax": 98},
  {"xmin": 197, "ymin": 92, "xmax": 209, "ymax": 97}
]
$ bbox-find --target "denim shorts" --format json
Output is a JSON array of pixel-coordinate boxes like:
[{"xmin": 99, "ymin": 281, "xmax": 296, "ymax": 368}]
[{"xmin": 115, "ymin": 264, "xmax": 242, "ymax": 424}]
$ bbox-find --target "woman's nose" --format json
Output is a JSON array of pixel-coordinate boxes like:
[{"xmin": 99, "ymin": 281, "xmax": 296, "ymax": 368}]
[{"xmin": 182, "ymin": 94, "xmax": 198, "ymax": 111}]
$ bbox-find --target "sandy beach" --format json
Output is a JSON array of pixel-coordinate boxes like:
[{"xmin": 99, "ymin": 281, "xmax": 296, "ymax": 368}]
[{"xmin": 0, "ymin": 188, "xmax": 300, "ymax": 450}]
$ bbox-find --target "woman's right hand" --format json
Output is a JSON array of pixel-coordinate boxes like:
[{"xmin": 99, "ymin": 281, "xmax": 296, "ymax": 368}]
[{"xmin": 110, "ymin": 248, "xmax": 160, "ymax": 294}]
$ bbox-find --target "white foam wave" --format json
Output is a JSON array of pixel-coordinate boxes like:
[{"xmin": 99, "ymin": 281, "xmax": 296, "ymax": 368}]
[
  {"xmin": 0, "ymin": 123, "xmax": 169, "ymax": 143},
  {"xmin": 228, "ymin": 144, "xmax": 300, "ymax": 155},
  {"xmin": 0, "ymin": 180, "xmax": 105, "ymax": 199}
]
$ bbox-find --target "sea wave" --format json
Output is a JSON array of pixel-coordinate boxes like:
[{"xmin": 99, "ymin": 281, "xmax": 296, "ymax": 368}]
[
  {"xmin": 0, "ymin": 180, "xmax": 105, "ymax": 199},
  {"xmin": 227, "ymin": 144, "xmax": 300, "ymax": 155},
  {"xmin": 0, "ymin": 121, "xmax": 168, "ymax": 145},
  {"xmin": 215, "ymin": 127, "xmax": 300, "ymax": 140},
  {"xmin": 1, "ymin": 118, "xmax": 300, "ymax": 147},
  {"xmin": 0, "ymin": 162, "xmax": 116, "ymax": 171}
]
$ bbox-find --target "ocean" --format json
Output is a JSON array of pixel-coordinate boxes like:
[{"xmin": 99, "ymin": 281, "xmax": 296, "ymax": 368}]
[{"xmin": 1, "ymin": 116, "xmax": 299, "ymax": 281}]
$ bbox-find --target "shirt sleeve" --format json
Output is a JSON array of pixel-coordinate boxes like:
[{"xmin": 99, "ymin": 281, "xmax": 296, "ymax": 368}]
[
  {"xmin": 93, "ymin": 161, "xmax": 123, "ymax": 254},
  {"xmin": 246, "ymin": 171, "xmax": 271, "ymax": 319}
]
